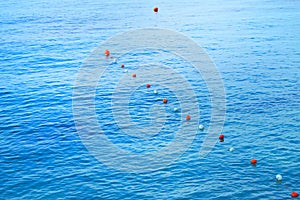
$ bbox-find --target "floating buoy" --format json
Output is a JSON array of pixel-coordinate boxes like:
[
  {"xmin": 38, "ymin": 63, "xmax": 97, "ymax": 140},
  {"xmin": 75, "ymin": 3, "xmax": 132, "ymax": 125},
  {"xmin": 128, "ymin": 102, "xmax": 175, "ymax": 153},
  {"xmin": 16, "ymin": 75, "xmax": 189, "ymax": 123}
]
[
  {"xmin": 219, "ymin": 134, "xmax": 224, "ymax": 142},
  {"xmin": 124, "ymin": 69, "xmax": 128, "ymax": 73},
  {"xmin": 276, "ymin": 174, "xmax": 282, "ymax": 181},
  {"xmin": 199, "ymin": 124, "xmax": 204, "ymax": 130},
  {"xmin": 174, "ymin": 107, "xmax": 178, "ymax": 112},
  {"xmin": 250, "ymin": 159, "xmax": 257, "ymax": 165},
  {"xmin": 163, "ymin": 98, "xmax": 168, "ymax": 104},
  {"xmin": 153, "ymin": 7, "xmax": 158, "ymax": 13},
  {"xmin": 291, "ymin": 192, "xmax": 299, "ymax": 198},
  {"xmin": 154, "ymin": 90, "xmax": 158, "ymax": 94},
  {"xmin": 229, "ymin": 147, "xmax": 235, "ymax": 152},
  {"xmin": 104, "ymin": 49, "xmax": 110, "ymax": 56},
  {"xmin": 132, "ymin": 74, "xmax": 136, "ymax": 78},
  {"xmin": 121, "ymin": 64, "xmax": 125, "ymax": 68},
  {"xmin": 186, "ymin": 115, "xmax": 191, "ymax": 120},
  {"xmin": 146, "ymin": 84, "xmax": 151, "ymax": 88}
]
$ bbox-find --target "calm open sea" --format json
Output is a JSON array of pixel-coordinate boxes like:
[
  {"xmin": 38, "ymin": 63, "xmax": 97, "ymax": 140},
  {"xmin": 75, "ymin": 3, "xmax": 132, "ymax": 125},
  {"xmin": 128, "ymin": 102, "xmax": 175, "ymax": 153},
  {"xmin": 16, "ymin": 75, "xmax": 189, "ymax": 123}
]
[{"xmin": 0, "ymin": 0, "xmax": 299, "ymax": 199}]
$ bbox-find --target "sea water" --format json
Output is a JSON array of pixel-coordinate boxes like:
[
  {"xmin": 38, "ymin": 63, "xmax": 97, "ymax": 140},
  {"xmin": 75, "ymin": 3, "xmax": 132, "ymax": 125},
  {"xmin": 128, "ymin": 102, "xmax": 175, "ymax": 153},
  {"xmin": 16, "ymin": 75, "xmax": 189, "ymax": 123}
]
[{"xmin": 0, "ymin": 0, "xmax": 299, "ymax": 199}]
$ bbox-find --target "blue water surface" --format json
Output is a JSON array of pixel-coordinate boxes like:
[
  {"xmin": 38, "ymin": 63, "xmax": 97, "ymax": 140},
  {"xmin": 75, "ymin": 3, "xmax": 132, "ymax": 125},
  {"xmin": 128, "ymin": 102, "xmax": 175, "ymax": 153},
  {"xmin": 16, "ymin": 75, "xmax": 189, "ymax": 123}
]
[{"xmin": 0, "ymin": 0, "xmax": 299, "ymax": 199}]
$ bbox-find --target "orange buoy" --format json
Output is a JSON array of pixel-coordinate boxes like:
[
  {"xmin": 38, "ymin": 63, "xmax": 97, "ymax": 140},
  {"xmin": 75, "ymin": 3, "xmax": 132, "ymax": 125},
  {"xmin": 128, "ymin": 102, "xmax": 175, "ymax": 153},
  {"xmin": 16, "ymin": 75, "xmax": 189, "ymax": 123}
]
[
  {"xmin": 153, "ymin": 7, "xmax": 158, "ymax": 13},
  {"xmin": 250, "ymin": 159, "xmax": 257, "ymax": 165},
  {"xmin": 146, "ymin": 84, "xmax": 151, "ymax": 88},
  {"xmin": 291, "ymin": 192, "xmax": 299, "ymax": 198},
  {"xmin": 104, "ymin": 49, "xmax": 110, "ymax": 56},
  {"xmin": 121, "ymin": 64, "xmax": 125, "ymax": 68},
  {"xmin": 163, "ymin": 98, "xmax": 168, "ymax": 104},
  {"xmin": 186, "ymin": 115, "xmax": 191, "ymax": 120},
  {"xmin": 132, "ymin": 74, "xmax": 136, "ymax": 78}
]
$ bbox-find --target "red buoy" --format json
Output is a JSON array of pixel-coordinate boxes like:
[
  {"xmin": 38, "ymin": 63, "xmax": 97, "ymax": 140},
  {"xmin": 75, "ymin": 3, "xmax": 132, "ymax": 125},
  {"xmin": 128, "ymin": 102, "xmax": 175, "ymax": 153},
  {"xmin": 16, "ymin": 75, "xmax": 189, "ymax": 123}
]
[
  {"xmin": 104, "ymin": 49, "xmax": 110, "ymax": 56},
  {"xmin": 219, "ymin": 134, "xmax": 224, "ymax": 140},
  {"xmin": 250, "ymin": 159, "xmax": 257, "ymax": 165},
  {"xmin": 146, "ymin": 84, "xmax": 151, "ymax": 88},
  {"xmin": 153, "ymin": 7, "xmax": 158, "ymax": 13},
  {"xmin": 121, "ymin": 64, "xmax": 125, "ymax": 68},
  {"xmin": 291, "ymin": 192, "xmax": 299, "ymax": 198},
  {"xmin": 186, "ymin": 115, "xmax": 191, "ymax": 120},
  {"xmin": 163, "ymin": 98, "xmax": 168, "ymax": 104},
  {"xmin": 132, "ymin": 74, "xmax": 136, "ymax": 78}
]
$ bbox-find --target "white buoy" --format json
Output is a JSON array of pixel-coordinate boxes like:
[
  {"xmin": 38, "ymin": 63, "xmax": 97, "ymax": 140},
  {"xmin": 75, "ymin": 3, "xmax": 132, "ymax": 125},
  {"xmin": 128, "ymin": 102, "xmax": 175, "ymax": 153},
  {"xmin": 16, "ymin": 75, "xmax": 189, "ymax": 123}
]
[
  {"xmin": 173, "ymin": 107, "xmax": 178, "ymax": 112},
  {"xmin": 124, "ymin": 69, "xmax": 128, "ymax": 73},
  {"xmin": 276, "ymin": 174, "xmax": 282, "ymax": 181},
  {"xmin": 154, "ymin": 90, "xmax": 158, "ymax": 94},
  {"xmin": 199, "ymin": 124, "xmax": 204, "ymax": 130},
  {"xmin": 229, "ymin": 147, "xmax": 235, "ymax": 152}
]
